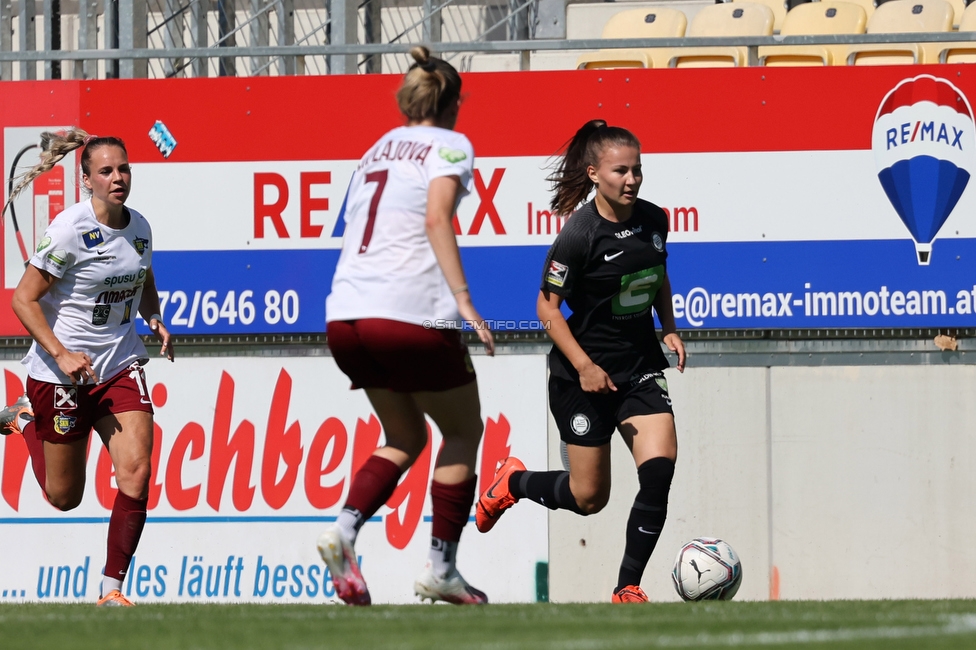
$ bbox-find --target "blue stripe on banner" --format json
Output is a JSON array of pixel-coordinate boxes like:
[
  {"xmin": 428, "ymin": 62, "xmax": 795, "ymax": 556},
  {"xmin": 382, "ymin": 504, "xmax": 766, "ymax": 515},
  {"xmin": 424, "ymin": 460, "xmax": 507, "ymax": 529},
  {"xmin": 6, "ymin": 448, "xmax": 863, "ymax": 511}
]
[
  {"xmin": 145, "ymin": 237, "xmax": 976, "ymax": 335},
  {"xmin": 0, "ymin": 516, "xmax": 378, "ymax": 525}
]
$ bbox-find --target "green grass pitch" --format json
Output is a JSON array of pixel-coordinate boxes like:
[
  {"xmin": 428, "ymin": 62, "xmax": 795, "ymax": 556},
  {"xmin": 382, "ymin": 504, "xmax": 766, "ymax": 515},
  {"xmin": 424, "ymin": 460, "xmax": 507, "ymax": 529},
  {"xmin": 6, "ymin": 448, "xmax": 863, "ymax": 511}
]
[{"xmin": 2, "ymin": 600, "xmax": 976, "ymax": 649}]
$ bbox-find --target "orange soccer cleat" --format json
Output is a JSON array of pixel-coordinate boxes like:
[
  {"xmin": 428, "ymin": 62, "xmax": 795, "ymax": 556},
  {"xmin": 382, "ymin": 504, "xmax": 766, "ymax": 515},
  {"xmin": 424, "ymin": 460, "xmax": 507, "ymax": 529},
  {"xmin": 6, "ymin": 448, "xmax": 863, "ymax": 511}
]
[
  {"xmin": 612, "ymin": 585, "xmax": 649, "ymax": 603},
  {"xmin": 0, "ymin": 395, "xmax": 33, "ymax": 436},
  {"xmin": 97, "ymin": 589, "xmax": 135, "ymax": 607},
  {"xmin": 475, "ymin": 456, "xmax": 525, "ymax": 533}
]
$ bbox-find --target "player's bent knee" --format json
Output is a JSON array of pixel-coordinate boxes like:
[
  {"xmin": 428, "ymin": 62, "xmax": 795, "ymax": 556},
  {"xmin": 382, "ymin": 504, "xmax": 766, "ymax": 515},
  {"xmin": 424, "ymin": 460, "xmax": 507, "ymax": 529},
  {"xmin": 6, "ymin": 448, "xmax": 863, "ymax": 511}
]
[
  {"xmin": 47, "ymin": 491, "xmax": 83, "ymax": 511},
  {"xmin": 575, "ymin": 492, "xmax": 610, "ymax": 515}
]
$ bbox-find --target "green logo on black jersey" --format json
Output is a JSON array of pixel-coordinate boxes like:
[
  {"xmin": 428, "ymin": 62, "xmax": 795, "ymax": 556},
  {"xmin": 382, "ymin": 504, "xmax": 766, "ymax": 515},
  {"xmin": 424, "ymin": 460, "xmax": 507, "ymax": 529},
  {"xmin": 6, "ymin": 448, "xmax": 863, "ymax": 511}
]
[
  {"xmin": 612, "ymin": 265, "xmax": 664, "ymax": 316},
  {"xmin": 438, "ymin": 147, "xmax": 467, "ymax": 163}
]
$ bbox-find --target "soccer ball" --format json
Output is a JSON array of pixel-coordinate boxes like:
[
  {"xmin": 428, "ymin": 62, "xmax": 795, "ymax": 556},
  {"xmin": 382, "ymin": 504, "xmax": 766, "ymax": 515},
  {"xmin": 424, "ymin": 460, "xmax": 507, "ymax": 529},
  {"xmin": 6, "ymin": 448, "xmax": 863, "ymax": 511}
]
[{"xmin": 671, "ymin": 537, "xmax": 742, "ymax": 601}]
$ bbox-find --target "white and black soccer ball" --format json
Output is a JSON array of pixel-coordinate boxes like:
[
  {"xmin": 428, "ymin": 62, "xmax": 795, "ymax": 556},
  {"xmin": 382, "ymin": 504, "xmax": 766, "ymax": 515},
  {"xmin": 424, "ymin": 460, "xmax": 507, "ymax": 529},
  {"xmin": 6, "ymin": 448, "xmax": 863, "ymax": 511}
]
[{"xmin": 672, "ymin": 537, "xmax": 742, "ymax": 601}]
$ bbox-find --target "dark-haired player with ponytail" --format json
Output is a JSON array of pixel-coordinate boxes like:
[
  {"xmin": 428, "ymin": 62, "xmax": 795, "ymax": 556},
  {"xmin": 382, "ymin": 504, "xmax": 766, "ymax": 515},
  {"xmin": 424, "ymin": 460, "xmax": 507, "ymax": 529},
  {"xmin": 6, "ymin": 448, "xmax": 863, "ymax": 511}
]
[
  {"xmin": 476, "ymin": 120, "xmax": 685, "ymax": 603},
  {"xmin": 0, "ymin": 129, "xmax": 173, "ymax": 606},
  {"xmin": 318, "ymin": 46, "xmax": 493, "ymax": 606}
]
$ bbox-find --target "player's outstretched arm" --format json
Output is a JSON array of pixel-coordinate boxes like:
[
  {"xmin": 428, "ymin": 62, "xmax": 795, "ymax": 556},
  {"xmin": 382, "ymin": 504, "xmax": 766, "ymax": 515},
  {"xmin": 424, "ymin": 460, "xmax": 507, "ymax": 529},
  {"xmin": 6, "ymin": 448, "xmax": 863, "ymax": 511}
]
[
  {"xmin": 653, "ymin": 274, "xmax": 685, "ymax": 372},
  {"xmin": 138, "ymin": 267, "xmax": 174, "ymax": 361},
  {"xmin": 425, "ymin": 175, "xmax": 494, "ymax": 355}
]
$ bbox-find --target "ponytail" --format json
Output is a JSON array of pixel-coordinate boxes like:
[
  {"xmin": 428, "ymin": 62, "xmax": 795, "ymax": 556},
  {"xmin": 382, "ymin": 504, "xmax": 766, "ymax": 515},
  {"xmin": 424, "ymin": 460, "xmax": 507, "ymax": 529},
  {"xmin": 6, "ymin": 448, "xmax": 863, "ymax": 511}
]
[
  {"xmin": 396, "ymin": 46, "xmax": 462, "ymax": 123},
  {"xmin": 2, "ymin": 128, "xmax": 127, "ymax": 217},
  {"xmin": 547, "ymin": 120, "xmax": 641, "ymax": 216}
]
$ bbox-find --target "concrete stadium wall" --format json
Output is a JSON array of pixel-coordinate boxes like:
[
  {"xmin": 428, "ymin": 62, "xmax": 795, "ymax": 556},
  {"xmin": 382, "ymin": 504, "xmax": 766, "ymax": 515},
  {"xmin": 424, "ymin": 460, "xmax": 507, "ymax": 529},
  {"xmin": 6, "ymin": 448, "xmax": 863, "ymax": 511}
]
[{"xmin": 546, "ymin": 365, "xmax": 976, "ymax": 602}]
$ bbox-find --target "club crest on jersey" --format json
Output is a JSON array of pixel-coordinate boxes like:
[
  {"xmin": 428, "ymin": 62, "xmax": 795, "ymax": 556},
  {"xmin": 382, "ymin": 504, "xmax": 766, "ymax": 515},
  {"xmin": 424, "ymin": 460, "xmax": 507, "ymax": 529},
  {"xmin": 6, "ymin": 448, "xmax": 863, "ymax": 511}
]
[
  {"xmin": 132, "ymin": 237, "xmax": 149, "ymax": 255},
  {"xmin": 35, "ymin": 236, "xmax": 51, "ymax": 253},
  {"xmin": 82, "ymin": 228, "xmax": 104, "ymax": 249},
  {"xmin": 570, "ymin": 414, "xmax": 590, "ymax": 436},
  {"xmin": 438, "ymin": 147, "xmax": 467, "ymax": 163},
  {"xmin": 652, "ymin": 232, "xmax": 664, "ymax": 252},
  {"xmin": 547, "ymin": 260, "xmax": 568, "ymax": 288},
  {"xmin": 54, "ymin": 386, "xmax": 78, "ymax": 410},
  {"xmin": 53, "ymin": 414, "xmax": 77, "ymax": 436}
]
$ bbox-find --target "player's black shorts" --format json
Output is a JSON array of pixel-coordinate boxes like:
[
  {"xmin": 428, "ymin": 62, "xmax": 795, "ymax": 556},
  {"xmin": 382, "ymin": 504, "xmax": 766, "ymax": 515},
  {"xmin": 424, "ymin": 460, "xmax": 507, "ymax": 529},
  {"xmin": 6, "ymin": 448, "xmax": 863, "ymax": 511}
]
[{"xmin": 549, "ymin": 370, "xmax": 674, "ymax": 447}]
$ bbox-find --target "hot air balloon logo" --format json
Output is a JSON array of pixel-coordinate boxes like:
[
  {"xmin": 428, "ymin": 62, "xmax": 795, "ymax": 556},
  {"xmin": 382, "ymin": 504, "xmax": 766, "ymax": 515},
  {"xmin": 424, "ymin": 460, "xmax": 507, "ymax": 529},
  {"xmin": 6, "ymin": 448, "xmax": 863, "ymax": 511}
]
[{"xmin": 872, "ymin": 75, "xmax": 976, "ymax": 265}]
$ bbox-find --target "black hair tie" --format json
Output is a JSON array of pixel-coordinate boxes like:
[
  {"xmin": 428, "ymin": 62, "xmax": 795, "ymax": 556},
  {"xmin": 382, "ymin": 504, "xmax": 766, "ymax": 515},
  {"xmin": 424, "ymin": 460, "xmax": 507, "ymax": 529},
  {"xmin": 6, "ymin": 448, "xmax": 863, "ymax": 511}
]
[{"xmin": 420, "ymin": 60, "xmax": 436, "ymax": 72}]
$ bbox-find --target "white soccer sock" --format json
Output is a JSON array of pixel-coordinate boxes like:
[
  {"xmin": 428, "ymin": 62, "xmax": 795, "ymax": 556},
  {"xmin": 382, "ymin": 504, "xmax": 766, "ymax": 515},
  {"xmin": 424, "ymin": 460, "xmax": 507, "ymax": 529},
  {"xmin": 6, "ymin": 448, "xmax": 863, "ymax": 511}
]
[
  {"xmin": 428, "ymin": 537, "xmax": 457, "ymax": 577},
  {"xmin": 336, "ymin": 508, "xmax": 362, "ymax": 544},
  {"xmin": 17, "ymin": 412, "xmax": 33, "ymax": 431},
  {"xmin": 101, "ymin": 576, "xmax": 123, "ymax": 598}
]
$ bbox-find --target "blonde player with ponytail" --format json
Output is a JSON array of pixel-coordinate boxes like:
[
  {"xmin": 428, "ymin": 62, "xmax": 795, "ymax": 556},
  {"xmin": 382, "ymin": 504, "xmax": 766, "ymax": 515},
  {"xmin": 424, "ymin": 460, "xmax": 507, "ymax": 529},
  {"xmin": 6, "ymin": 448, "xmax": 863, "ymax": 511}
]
[
  {"xmin": 0, "ymin": 129, "xmax": 172, "ymax": 607},
  {"xmin": 319, "ymin": 47, "xmax": 493, "ymax": 605}
]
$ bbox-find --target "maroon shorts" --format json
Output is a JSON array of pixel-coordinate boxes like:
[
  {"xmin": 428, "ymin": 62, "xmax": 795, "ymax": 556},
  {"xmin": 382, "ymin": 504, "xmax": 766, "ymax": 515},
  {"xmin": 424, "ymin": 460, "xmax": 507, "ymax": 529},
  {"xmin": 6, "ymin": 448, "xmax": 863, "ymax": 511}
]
[
  {"xmin": 27, "ymin": 362, "xmax": 154, "ymax": 444},
  {"xmin": 327, "ymin": 319, "xmax": 476, "ymax": 393}
]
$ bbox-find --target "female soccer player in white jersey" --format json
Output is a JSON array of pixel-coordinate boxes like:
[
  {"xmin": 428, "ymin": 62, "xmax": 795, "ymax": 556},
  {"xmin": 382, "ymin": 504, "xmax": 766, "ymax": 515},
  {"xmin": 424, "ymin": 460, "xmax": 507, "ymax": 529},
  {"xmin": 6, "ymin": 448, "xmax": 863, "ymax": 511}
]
[
  {"xmin": 318, "ymin": 46, "xmax": 494, "ymax": 606},
  {"xmin": 0, "ymin": 130, "xmax": 173, "ymax": 607},
  {"xmin": 476, "ymin": 120, "xmax": 687, "ymax": 603}
]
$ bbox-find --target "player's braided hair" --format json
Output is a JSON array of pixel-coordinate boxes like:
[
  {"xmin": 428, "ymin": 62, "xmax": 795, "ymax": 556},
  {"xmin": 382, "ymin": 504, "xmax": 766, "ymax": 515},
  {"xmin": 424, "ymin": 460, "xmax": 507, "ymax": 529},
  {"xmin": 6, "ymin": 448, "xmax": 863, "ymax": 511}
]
[
  {"xmin": 2, "ymin": 128, "xmax": 128, "ymax": 216},
  {"xmin": 397, "ymin": 46, "xmax": 462, "ymax": 123},
  {"xmin": 548, "ymin": 120, "xmax": 642, "ymax": 216}
]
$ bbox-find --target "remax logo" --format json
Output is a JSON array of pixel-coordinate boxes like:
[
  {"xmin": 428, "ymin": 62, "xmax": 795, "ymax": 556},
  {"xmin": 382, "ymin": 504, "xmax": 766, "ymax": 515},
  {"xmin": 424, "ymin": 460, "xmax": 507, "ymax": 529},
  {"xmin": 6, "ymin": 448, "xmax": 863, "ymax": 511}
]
[{"xmin": 872, "ymin": 75, "xmax": 976, "ymax": 265}]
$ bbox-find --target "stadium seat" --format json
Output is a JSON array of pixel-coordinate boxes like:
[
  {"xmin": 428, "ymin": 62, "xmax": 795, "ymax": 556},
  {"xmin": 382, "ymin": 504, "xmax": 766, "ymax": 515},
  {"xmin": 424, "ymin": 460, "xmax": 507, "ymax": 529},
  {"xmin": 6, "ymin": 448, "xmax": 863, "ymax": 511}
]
[
  {"xmin": 759, "ymin": 2, "xmax": 867, "ymax": 66},
  {"xmin": 938, "ymin": 2, "xmax": 976, "ymax": 62},
  {"xmin": 669, "ymin": 3, "xmax": 775, "ymax": 67},
  {"xmin": 576, "ymin": 8, "xmax": 688, "ymax": 70},
  {"xmin": 845, "ymin": 0, "xmax": 954, "ymax": 66},
  {"xmin": 837, "ymin": 0, "xmax": 877, "ymax": 20},
  {"xmin": 733, "ymin": 0, "xmax": 790, "ymax": 32}
]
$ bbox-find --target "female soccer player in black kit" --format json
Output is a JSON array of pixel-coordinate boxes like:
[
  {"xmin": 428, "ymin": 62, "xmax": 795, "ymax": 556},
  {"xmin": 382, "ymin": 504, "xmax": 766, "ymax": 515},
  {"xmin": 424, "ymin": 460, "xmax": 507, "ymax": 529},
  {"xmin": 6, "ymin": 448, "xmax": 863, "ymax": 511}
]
[{"xmin": 476, "ymin": 120, "xmax": 686, "ymax": 603}]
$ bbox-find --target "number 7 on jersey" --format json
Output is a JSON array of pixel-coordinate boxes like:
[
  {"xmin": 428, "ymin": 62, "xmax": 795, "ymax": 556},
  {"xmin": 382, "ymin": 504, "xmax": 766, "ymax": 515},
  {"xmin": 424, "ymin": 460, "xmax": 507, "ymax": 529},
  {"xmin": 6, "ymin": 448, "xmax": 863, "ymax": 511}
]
[{"xmin": 359, "ymin": 170, "xmax": 388, "ymax": 254}]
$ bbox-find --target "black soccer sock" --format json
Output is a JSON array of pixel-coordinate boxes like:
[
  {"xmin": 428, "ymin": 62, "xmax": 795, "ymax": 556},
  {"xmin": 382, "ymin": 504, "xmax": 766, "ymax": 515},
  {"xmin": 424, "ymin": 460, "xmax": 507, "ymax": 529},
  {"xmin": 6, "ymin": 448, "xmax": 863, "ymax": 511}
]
[
  {"xmin": 509, "ymin": 470, "xmax": 584, "ymax": 515},
  {"xmin": 615, "ymin": 457, "xmax": 675, "ymax": 593}
]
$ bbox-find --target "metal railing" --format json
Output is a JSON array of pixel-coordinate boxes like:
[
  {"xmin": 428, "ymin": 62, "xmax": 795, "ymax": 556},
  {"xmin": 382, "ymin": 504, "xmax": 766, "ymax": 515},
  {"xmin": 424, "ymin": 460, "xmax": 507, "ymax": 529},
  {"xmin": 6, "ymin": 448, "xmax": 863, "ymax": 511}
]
[
  {"xmin": 1, "ymin": 30, "xmax": 975, "ymax": 78},
  {"xmin": 0, "ymin": 0, "xmax": 554, "ymax": 79}
]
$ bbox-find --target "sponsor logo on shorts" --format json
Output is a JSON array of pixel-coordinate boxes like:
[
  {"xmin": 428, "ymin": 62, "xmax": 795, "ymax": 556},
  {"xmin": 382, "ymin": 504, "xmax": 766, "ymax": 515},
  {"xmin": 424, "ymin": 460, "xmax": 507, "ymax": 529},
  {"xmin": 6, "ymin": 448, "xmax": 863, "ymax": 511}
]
[
  {"xmin": 655, "ymin": 377, "xmax": 669, "ymax": 393},
  {"xmin": 464, "ymin": 352, "xmax": 475, "ymax": 374},
  {"xmin": 652, "ymin": 232, "xmax": 664, "ymax": 252},
  {"xmin": 570, "ymin": 413, "xmax": 590, "ymax": 436},
  {"xmin": 438, "ymin": 147, "xmax": 467, "ymax": 163},
  {"xmin": 82, "ymin": 228, "xmax": 104, "ymax": 249},
  {"xmin": 35, "ymin": 236, "xmax": 52, "ymax": 253},
  {"xmin": 55, "ymin": 386, "xmax": 78, "ymax": 410},
  {"xmin": 53, "ymin": 414, "xmax": 77, "ymax": 436},
  {"xmin": 547, "ymin": 260, "xmax": 568, "ymax": 288}
]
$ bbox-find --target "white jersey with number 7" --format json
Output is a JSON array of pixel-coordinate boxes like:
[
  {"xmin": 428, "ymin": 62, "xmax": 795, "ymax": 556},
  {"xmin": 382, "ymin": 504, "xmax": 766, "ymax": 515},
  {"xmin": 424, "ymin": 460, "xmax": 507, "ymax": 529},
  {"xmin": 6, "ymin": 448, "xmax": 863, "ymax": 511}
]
[{"xmin": 326, "ymin": 125, "xmax": 475, "ymax": 327}]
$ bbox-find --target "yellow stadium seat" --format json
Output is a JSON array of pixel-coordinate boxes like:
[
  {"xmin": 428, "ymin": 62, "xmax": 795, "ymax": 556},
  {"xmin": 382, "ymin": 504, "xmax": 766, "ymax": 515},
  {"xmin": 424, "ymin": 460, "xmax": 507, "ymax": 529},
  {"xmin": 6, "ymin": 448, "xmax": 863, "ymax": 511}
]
[
  {"xmin": 945, "ymin": 0, "xmax": 967, "ymax": 27},
  {"xmin": 670, "ymin": 3, "xmax": 775, "ymax": 68},
  {"xmin": 759, "ymin": 2, "xmax": 867, "ymax": 66},
  {"xmin": 846, "ymin": 0, "xmax": 953, "ymax": 66},
  {"xmin": 576, "ymin": 8, "xmax": 688, "ymax": 70},
  {"xmin": 938, "ymin": 2, "xmax": 976, "ymax": 62},
  {"xmin": 835, "ymin": 0, "xmax": 877, "ymax": 20},
  {"xmin": 734, "ymin": 0, "xmax": 789, "ymax": 32}
]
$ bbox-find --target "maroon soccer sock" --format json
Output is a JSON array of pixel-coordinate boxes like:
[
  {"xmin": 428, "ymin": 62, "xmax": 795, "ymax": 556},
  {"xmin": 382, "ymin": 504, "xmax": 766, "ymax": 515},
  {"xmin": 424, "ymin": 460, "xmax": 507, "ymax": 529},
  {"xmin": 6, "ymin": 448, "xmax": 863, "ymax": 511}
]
[
  {"xmin": 104, "ymin": 491, "xmax": 148, "ymax": 584},
  {"xmin": 344, "ymin": 455, "xmax": 403, "ymax": 522},
  {"xmin": 430, "ymin": 476, "xmax": 477, "ymax": 542},
  {"xmin": 21, "ymin": 421, "xmax": 47, "ymax": 490}
]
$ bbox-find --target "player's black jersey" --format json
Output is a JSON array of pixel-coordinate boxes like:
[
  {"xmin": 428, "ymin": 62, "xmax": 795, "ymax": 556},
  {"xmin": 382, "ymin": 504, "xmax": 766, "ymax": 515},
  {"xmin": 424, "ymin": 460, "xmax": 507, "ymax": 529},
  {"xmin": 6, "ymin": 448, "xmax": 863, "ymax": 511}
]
[{"xmin": 541, "ymin": 198, "xmax": 671, "ymax": 384}]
